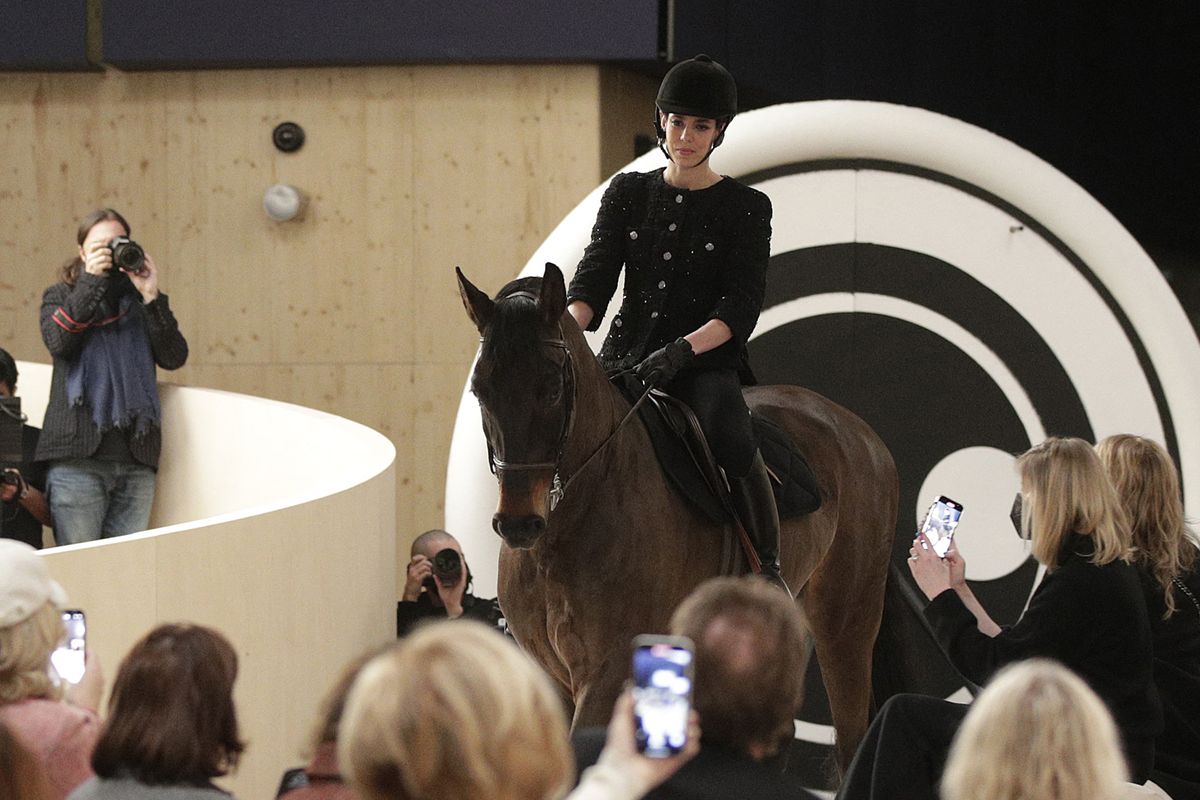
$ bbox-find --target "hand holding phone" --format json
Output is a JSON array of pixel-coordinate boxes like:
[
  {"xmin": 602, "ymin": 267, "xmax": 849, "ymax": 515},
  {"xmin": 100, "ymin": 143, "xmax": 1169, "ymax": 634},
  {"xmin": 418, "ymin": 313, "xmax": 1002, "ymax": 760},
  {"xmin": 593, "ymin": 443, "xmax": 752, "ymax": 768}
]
[
  {"xmin": 50, "ymin": 609, "xmax": 87, "ymax": 685},
  {"xmin": 919, "ymin": 496, "xmax": 964, "ymax": 558},
  {"xmin": 631, "ymin": 634, "xmax": 694, "ymax": 758}
]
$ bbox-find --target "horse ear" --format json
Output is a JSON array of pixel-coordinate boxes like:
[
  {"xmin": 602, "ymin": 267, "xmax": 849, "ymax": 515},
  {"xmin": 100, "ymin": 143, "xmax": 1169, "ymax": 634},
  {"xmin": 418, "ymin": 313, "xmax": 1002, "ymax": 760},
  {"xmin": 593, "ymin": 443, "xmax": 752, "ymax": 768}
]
[
  {"xmin": 456, "ymin": 267, "xmax": 494, "ymax": 332},
  {"xmin": 540, "ymin": 262, "xmax": 567, "ymax": 325}
]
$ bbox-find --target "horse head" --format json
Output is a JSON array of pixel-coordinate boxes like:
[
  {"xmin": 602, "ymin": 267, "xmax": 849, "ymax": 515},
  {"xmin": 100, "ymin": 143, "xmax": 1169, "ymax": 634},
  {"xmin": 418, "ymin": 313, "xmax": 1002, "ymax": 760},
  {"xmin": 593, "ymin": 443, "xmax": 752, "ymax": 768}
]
[{"xmin": 457, "ymin": 262, "xmax": 574, "ymax": 549}]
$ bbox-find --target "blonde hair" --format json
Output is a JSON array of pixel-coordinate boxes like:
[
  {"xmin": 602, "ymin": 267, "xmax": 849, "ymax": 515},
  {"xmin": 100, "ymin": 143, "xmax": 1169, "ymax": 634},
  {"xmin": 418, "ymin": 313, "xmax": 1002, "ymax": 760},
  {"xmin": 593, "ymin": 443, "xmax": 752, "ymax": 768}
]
[
  {"xmin": 942, "ymin": 659, "xmax": 1128, "ymax": 800},
  {"xmin": 339, "ymin": 622, "xmax": 572, "ymax": 800},
  {"xmin": 0, "ymin": 603, "xmax": 65, "ymax": 704},
  {"xmin": 1018, "ymin": 437, "xmax": 1131, "ymax": 571},
  {"xmin": 1096, "ymin": 434, "xmax": 1198, "ymax": 617}
]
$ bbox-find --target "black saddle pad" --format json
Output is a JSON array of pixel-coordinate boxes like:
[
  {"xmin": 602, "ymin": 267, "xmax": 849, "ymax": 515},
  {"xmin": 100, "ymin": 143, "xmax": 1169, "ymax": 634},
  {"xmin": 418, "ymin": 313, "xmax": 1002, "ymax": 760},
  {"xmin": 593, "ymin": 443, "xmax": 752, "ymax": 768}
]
[{"xmin": 613, "ymin": 375, "xmax": 821, "ymax": 524}]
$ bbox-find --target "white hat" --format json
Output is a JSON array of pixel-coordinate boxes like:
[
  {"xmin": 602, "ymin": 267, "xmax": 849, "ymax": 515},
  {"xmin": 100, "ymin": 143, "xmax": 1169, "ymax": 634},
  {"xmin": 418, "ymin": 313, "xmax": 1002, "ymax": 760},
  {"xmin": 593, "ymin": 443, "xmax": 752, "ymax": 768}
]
[{"xmin": 0, "ymin": 540, "xmax": 69, "ymax": 627}]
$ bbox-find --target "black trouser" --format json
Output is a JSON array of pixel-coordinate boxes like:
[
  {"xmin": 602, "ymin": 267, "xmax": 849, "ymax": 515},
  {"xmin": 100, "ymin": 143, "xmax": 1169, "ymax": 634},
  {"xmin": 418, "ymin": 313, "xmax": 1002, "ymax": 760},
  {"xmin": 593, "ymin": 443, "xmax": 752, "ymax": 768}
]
[
  {"xmin": 666, "ymin": 368, "xmax": 756, "ymax": 478},
  {"xmin": 837, "ymin": 693, "xmax": 1154, "ymax": 800},
  {"xmin": 836, "ymin": 693, "xmax": 966, "ymax": 800}
]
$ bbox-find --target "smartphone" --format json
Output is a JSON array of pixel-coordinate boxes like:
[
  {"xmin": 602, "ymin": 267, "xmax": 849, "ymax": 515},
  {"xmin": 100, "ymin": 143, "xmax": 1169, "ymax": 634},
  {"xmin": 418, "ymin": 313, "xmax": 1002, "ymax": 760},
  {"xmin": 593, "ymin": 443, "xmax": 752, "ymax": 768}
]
[
  {"xmin": 920, "ymin": 496, "xmax": 964, "ymax": 558},
  {"xmin": 50, "ymin": 609, "xmax": 86, "ymax": 685},
  {"xmin": 631, "ymin": 634, "xmax": 694, "ymax": 758}
]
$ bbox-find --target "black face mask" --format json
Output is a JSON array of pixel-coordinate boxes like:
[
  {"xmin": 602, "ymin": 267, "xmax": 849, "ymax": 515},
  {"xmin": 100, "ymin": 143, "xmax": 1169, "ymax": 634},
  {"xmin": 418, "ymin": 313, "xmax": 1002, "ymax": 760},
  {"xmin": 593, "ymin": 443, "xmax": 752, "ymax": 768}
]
[{"xmin": 1010, "ymin": 493, "xmax": 1031, "ymax": 540}]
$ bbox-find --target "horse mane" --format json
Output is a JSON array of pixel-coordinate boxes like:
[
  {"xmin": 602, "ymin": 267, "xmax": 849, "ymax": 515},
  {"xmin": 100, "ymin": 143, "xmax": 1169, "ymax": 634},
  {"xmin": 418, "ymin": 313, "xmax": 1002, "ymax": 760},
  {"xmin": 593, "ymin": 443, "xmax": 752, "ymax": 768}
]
[{"xmin": 479, "ymin": 276, "xmax": 548, "ymax": 373}]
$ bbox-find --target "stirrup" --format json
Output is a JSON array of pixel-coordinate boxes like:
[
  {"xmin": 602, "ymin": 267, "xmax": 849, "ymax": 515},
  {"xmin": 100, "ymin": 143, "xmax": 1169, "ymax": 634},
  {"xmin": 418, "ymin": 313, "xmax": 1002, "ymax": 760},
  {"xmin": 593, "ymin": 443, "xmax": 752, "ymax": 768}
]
[{"xmin": 758, "ymin": 562, "xmax": 793, "ymax": 596}]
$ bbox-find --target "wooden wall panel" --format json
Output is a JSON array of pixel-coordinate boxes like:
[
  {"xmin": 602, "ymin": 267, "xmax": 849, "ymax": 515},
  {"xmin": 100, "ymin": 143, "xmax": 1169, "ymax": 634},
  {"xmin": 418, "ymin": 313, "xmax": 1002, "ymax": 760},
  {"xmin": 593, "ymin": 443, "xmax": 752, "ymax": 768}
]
[{"xmin": 0, "ymin": 63, "xmax": 644, "ymax": 583}]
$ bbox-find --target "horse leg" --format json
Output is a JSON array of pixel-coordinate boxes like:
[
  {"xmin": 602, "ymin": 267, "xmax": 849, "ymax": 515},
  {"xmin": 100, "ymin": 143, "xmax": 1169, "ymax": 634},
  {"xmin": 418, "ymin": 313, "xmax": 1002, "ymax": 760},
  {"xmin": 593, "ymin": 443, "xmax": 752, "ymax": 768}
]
[
  {"xmin": 801, "ymin": 518, "xmax": 892, "ymax": 771},
  {"xmin": 568, "ymin": 651, "xmax": 628, "ymax": 731}
]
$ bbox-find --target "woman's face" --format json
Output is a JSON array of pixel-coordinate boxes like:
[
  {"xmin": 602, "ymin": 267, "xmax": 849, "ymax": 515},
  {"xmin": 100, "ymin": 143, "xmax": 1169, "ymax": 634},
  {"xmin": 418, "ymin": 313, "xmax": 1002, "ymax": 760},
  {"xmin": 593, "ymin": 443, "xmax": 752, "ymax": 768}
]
[
  {"xmin": 78, "ymin": 219, "xmax": 129, "ymax": 259},
  {"xmin": 661, "ymin": 112, "xmax": 720, "ymax": 168}
]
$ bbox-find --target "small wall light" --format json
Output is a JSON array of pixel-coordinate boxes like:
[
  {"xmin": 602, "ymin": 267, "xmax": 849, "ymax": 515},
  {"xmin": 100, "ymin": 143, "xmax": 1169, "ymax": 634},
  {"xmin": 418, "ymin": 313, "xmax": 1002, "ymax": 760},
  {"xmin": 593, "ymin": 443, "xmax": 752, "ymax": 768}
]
[{"xmin": 263, "ymin": 184, "xmax": 306, "ymax": 222}]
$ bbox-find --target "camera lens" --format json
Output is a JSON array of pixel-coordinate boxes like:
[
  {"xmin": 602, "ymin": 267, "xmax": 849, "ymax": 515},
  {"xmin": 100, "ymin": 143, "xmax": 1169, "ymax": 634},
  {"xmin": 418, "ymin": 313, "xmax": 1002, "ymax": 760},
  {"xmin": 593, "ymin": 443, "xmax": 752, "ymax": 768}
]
[
  {"xmin": 431, "ymin": 548, "xmax": 463, "ymax": 587},
  {"xmin": 109, "ymin": 237, "xmax": 145, "ymax": 273}
]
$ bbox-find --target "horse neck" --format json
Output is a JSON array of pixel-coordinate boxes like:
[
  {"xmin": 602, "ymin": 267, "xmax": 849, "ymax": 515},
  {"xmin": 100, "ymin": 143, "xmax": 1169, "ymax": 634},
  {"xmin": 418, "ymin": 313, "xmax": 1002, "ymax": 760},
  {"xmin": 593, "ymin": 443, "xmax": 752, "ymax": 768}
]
[{"xmin": 558, "ymin": 321, "xmax": 630, "ymax": 478}]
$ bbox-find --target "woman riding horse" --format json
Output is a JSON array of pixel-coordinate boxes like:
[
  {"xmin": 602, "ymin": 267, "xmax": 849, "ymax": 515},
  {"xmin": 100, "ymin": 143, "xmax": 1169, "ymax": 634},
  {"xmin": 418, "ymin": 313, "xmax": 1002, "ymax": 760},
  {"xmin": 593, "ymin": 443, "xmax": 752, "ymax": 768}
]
[{"xmin": 565, "ymin": 54, "xmax": 787, "ymax": 591}]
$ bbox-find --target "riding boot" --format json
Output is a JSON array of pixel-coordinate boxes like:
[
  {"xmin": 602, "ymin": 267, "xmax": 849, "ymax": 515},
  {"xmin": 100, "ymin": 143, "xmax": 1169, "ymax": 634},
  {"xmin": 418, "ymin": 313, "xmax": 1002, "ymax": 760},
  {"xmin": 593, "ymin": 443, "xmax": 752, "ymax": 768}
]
[{"xmin": 728, "ymin": 451, "xmax": 792, "ymax": 595}]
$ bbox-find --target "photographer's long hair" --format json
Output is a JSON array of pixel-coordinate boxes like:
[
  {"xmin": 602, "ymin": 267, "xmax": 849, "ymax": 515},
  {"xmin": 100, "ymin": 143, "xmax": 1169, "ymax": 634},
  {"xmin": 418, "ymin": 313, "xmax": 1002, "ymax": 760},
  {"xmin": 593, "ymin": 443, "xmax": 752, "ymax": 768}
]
[{"xmin": 59, "ymin": 207, "xmax": 131, "ymax": 286}]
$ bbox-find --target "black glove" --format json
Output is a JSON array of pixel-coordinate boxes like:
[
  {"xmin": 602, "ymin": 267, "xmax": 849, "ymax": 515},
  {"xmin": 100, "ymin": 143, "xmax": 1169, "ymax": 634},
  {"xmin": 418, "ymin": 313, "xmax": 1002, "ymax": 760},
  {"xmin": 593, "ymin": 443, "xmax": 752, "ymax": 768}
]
[{"xmin": 635, "ymin": 338, "xmax": 694, "ymax": 387}]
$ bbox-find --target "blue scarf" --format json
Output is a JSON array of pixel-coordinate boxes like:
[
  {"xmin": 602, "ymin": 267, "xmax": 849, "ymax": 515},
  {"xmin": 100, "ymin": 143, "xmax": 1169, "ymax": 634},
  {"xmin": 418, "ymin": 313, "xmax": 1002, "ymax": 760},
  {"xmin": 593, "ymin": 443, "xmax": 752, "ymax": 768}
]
[{"xmin": 65, "ymin": 288, "xmax": 160, "ymax": 438}]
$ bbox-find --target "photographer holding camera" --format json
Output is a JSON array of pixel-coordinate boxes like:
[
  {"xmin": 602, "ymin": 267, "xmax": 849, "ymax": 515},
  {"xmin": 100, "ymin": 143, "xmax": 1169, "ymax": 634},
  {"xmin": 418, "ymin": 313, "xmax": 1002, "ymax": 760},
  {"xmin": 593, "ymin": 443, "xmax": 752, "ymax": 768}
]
[
  {"xmin": 1, "ymin": 348, "xmax": 51, "ymax": 548},
  {"xmin": 396, "ymin": 529, "xmax": 504, "ymax": 637},
  {"xmin": 36, "ymin": 208, "xmax": 188, "ymax": 545}
]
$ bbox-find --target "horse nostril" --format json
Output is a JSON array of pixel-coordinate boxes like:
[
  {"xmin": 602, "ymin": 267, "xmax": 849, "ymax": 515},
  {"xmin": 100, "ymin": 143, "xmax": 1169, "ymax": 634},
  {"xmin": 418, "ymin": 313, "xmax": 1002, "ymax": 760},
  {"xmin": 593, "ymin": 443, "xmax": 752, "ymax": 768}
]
[{"xmin": 530, "ymin": 516, "xmax": 546, "ymax": 533}]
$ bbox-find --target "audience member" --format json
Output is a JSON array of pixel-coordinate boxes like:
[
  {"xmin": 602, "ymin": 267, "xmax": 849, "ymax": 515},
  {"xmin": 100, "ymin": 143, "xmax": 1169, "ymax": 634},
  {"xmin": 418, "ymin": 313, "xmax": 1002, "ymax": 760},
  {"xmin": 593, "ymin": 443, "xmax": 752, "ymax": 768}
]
[
  {"xmin": 69, "ymin": 623, "xmax": 244, "ymax": 800},
  {"xmin": 0, "ymin": 540, "xmax": 104, "ymax": 800},
  {"xmin": 1098, "ymin": 433, "xmax": 1200, "ymax": 798},
  {"xmin": 396, "ymin": 529, "xmax": 503, "ymax": 636},
  {"xmin": 1, "ymin": 348, "xmax": 52, "ymax": 547},
  {"xmin": 941, "ymin": 659, "xmax": 1129, "ymax": 800},
  {"xmin": 837, "ymin": 437, "xmax": 1161, "ymax": 800},
  {"xmin": 37, "ymin": 208, "xmax": 188, "ymax": 545},
  {"xmin": 1, "ymin": 718, "xmax": 51, "ymax": 800},
  {"xmin": 277, "ymin": 649, "xmax": 380, "ymax": 800},
  {"xmin": 574, "ymin": 576, "xmax": 819, "ymax": 799},
  {"xmin": 339, "ymin": 620, "xmax": 697, "ymax": 800}
]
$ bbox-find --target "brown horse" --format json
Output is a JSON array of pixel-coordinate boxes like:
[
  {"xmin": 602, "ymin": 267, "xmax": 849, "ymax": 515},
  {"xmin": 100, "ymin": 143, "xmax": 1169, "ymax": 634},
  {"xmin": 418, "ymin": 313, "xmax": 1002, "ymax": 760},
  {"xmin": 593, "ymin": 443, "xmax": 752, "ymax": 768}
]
[{"xmin": 457, "ymin": 262, "xmax": 898, "ymax": 768}]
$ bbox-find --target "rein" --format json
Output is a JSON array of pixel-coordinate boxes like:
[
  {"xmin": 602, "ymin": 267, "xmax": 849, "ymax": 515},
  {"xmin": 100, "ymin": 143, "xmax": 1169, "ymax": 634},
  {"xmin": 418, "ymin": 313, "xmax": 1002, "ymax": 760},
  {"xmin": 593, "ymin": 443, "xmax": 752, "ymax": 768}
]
[{"xmin": 481, "ymin": 290, "xmax": 652, "ymax": 511}]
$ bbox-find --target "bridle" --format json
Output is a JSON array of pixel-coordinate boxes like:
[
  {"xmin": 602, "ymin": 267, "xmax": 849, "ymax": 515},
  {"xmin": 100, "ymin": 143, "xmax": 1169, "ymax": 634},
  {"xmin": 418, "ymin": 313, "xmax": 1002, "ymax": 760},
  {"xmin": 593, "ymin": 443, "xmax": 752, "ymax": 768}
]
[
  {"xmin": 481, "ymin": 291, "xmax": 578, "ymax": 509},
  {"xmin": 479, "ymin": 290, "xmax": 652, "ymax": 511}
]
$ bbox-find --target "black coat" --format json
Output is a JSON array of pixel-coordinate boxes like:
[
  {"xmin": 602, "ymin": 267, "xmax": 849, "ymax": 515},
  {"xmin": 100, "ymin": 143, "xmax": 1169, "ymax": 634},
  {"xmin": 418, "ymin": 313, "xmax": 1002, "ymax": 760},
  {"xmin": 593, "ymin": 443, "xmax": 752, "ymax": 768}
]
[
  {"xmin": 573, "ymin": 727, "xmax": 821, "ymax": 800},
  {"xmin": 566, "ymin": 169, "xmax": 772, "ymax": 377},
  {"xmin": 1139, "ymin": 559, "xmax": 1200, "ymax": 788},
  {"xmin": 925, "ymin": 533, "xmax": 1162, "ymax": 779}
]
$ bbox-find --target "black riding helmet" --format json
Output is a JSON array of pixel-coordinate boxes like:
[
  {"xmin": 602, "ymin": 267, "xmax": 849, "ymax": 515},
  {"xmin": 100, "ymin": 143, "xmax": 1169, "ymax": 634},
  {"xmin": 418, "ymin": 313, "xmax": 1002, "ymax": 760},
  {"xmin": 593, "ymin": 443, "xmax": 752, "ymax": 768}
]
[{"xmin": 654, "ymin": 54, "xmax": 738, "ymax": 158}]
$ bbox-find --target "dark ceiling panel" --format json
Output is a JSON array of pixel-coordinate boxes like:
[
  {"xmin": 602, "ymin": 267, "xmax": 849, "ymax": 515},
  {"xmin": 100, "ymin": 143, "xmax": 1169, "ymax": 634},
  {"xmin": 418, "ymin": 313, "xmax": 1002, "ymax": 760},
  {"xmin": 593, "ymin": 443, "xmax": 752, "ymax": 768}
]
[
  {"xmin": 101, "ymin": 0, "xmax": 661, "ymax": 68},
  {"xmin": 0, "ymin": 0, "xmax": 91, "ymax": 70}
]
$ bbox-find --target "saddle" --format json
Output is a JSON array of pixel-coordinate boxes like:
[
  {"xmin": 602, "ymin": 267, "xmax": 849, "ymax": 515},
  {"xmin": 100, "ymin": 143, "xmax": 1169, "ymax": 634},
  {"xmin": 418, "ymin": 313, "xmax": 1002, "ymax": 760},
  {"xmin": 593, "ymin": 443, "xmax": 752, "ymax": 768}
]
[{"xmin": 613, "ymin": 374, "xmax": 822, "ymax": 525}]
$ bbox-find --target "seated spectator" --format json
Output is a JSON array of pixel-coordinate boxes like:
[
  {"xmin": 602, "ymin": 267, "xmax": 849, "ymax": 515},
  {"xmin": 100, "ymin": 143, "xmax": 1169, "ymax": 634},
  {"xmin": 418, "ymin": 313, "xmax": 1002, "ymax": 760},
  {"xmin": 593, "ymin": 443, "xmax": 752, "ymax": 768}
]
[
  {"xmin": 339, "ymin": 620, "xmax": 697, "ymax": 800},
  {"xmin": 1098, "ymin": 434, "xmax": 1200, "ymax": 798},
  {"xmin": 0, "ymin": 540, "xmax": 104, "ymax": 800},
  {"xmin": 277, "ymin": 649, "xmax": 381, "ymax": 800},
  {"xmin": 396, "ymin": 529, "xmax": 503, "ymax": 636},
  {"xmin": 837, "ymin": 437, "xmax": 1161, "ymax": 800},
  {"xmin": 2, "ymin": 717, "xmax": 52, "ymax": 800},
  {"xmin": 941, "ymin": 659, "xmax": 1129, "ymax": 800},
  {"xmin": 1, "ymin": 347, "xmax": 52, "ymax": 548},
  {"xmin": 69, "ymin": 623, "xmax": 244, "ymax": 800},
  {"xmin": 573, "ymin": 576, "xmax": 821, "ymax": 799}
]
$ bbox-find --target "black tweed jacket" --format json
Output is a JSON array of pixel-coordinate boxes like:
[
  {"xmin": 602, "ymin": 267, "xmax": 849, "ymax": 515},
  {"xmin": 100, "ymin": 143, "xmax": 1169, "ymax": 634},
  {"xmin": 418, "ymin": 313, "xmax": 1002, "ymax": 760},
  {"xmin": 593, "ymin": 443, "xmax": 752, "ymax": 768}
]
[
  {"xmin": 566, "ymin": 168, "xmax": 772, "ymax": 376},
  {"xmin": 35, "ymin": 272, "xmax": 188, "ymax": 469}
]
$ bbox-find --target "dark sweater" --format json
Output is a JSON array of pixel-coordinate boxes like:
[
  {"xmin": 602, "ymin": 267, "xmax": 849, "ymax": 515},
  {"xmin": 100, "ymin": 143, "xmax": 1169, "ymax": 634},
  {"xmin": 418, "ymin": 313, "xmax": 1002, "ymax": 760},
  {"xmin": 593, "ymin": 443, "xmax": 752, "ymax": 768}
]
[
  {"xmin": 36, "ymin": 273, "xmax": 188, "ymax": 469},
  {"xmin": 567, "ymin": 169, "xmax": 772, "ymax": 376},
  {"xmin": 925, "ymin": 534, "xmax": 1162, "ymax": 778}
]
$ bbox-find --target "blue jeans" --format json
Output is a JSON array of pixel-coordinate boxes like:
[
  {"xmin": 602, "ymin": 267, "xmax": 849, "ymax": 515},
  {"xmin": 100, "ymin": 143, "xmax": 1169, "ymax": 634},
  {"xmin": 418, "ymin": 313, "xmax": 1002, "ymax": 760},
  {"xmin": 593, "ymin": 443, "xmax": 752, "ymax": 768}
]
[{"xmin": 47, "ymin": 459, "xmax": 157, "ymax": 545}]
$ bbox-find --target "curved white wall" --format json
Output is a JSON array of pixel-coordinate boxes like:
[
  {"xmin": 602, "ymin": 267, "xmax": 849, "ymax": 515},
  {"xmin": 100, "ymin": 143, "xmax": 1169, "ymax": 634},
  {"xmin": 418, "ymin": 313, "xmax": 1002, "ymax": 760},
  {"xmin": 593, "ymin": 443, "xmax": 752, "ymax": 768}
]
[{"xmin": 19, "ymin": 360, "xmax": 397, "ymax": 800}]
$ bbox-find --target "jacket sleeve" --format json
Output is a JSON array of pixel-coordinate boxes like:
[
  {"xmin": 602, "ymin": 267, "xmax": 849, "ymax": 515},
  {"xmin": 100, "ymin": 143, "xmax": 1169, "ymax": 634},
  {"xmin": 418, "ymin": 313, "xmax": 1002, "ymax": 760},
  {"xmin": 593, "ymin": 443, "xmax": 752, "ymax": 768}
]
[
  {"xmin": 566, "ymin": 173, "xmax": 633, "ymax": 331},
  {"xmin": 142, "ymin": 292, "xmax": 189, "ymax": 370},
  {"xmin": 39, "ymin": 275, "xmax": 108, "ymax": 360},
  {"xmin": 924, "ymin": 568, "xmax": 1096, "ymax": 685},
  {"xmin": 708, "ymin": 189, "xmax": 772, "ymax": 346}
]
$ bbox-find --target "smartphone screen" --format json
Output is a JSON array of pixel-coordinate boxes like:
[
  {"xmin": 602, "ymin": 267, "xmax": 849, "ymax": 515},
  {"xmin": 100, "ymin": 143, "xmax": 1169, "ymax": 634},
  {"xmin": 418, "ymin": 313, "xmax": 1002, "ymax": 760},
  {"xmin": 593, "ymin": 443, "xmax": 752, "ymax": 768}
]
[
  {"xmin": 632, "ymin": 635, "xmax": 694, "ymax": 758},
  {"xmin": 50, "ymin": 609, "xmax": 86, "ymax": 685},
  {"xmin": 920, "ymin": 496, "xmax": 964, "ymax": 558}
]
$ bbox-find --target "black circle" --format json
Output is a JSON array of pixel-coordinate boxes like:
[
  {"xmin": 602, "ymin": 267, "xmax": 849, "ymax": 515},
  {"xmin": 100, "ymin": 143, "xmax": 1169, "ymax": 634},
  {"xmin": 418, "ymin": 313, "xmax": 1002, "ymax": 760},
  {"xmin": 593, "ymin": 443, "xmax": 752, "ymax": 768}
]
[{"xmin": 272, "ymin": 121, "xmax": 305, "ymax": 153}]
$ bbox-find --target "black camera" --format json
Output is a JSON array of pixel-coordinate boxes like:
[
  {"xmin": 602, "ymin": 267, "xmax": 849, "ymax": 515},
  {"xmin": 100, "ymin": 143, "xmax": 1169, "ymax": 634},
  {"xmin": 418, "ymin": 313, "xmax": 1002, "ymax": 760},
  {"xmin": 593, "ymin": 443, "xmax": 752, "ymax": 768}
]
[
  {"xmin": 108, "ymin": 236, "xmax": 146, "ymax": 274},
  {"xmin": 427, "ymin": 547, "xmax": 463, "ymax": 589},
  {"xmin": 0, "ymin": 469, "xmax": 19, "ymax": 487}
]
